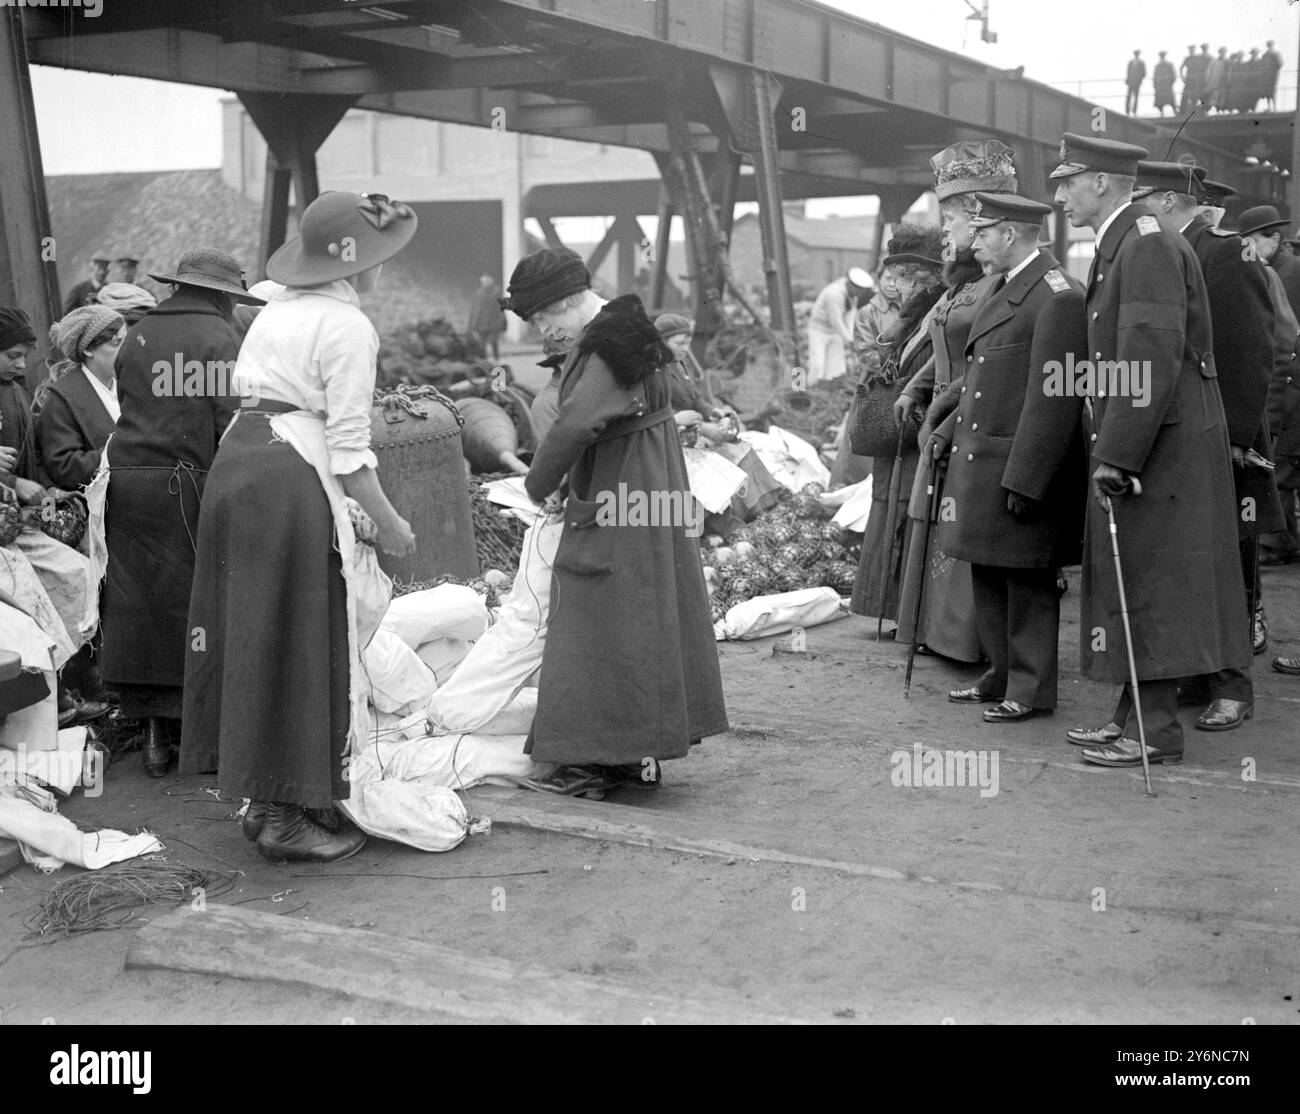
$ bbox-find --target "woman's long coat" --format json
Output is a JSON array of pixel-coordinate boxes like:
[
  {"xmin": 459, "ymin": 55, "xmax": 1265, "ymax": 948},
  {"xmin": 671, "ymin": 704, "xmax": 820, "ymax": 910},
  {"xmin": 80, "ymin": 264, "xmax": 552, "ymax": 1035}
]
[
  {"xmin": 1080, "ymin": 205, "xmax": 1250, "ymax": 684},
  {"xmin": 524, "ymin": 299, "xmax": 728, "ymax": 766}
]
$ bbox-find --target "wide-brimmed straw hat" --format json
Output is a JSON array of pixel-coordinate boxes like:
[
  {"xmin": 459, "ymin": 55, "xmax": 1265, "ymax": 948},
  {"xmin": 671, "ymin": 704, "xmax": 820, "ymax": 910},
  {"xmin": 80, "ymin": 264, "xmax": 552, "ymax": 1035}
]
[
  {"xmin": 150, "ymin": 248, "xmax": 263, "ymax": 304},
  {"xmin": 267, "ymin": 191, "xmax": 418, "ymax": 286}
]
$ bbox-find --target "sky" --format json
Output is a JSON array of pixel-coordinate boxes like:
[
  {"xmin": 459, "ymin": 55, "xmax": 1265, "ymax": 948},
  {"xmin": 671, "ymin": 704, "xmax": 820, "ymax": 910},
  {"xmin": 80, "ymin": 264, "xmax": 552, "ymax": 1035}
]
[{"xmin": 27, "ymin": 0, "xmax": 1300, "ymax": 179}]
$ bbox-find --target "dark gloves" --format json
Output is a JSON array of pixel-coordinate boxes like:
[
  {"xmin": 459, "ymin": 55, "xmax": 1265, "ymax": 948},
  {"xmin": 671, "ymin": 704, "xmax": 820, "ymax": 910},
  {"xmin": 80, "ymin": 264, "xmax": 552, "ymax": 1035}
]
[{"xmin": 1005, "ymin": 491, "xmax": 1039, "ymax": 520}]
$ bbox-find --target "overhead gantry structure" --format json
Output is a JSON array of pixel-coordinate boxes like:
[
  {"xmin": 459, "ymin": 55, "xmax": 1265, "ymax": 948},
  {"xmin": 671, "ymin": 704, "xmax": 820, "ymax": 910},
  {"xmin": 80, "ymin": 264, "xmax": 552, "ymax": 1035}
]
[{"xmin": 4, "ymin": 0, "xmax": 1258, "ymax": 359}]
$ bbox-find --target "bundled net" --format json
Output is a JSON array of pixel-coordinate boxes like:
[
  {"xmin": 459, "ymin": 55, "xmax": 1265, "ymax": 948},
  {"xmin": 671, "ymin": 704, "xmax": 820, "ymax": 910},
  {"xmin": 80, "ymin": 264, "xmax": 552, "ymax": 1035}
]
[
  {"xmin": 23, "ymin": 859, "xmax": 236, "ymax": 939},
  {"xmin": 467, "ymin": 472, "xmax": 528, "ymax": 578}
]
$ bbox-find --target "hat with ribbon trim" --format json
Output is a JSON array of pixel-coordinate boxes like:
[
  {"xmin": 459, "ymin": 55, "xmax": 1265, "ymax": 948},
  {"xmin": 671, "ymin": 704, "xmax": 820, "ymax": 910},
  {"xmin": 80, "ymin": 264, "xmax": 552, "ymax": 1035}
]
[{"xmin": 266, "ymin": 191, "xmax": 419, "ymax": 286}]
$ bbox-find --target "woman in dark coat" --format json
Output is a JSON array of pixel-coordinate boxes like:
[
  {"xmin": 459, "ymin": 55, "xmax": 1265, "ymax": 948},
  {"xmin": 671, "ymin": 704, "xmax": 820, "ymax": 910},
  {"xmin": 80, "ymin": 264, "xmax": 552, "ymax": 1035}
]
[
  {"xmin": 181, "ymin": 191, "xmax": 417, "ymax": 864},
  {"xmin": 504, "ymin": 247, "xmax": 728, "ymax": 795},
  {"xmin": 35, "ymin": 304, "xmax": 125, "ymax": 491},
  {"xmin": 101, "ymin": 249, "xmax": 263, "ymax": 776}
]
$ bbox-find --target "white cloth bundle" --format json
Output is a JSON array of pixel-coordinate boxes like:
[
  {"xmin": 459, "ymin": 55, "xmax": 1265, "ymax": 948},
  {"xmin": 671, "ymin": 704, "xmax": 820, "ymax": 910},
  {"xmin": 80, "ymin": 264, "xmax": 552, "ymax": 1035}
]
[
  {"xmin": 682, "ymin": 446, "xmax": 749, "ymax": 514},
  {"xmin": 427, "ymin": 514, "xmax": 562, "ymax": 733},
  {"xmin": 738, "ymin": 425, "xmax": 831, "ymax": 492},
  {"xmin": 718, "ymin": 586, "xmax": 847, "ymax": 641}
]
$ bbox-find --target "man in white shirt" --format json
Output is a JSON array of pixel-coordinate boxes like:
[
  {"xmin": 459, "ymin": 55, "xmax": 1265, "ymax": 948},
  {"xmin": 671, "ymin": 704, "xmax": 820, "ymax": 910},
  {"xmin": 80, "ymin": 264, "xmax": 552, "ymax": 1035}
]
[{"xmin": 806, "ymin": 268, "xmax": 872, "ymax": 384}]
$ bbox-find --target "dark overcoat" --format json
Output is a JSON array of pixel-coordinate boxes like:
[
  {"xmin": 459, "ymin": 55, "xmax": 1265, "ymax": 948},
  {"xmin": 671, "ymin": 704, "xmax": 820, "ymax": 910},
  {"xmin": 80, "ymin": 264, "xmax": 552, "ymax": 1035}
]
[
  {"xmin": 935, "ymin": 250, "xmax": 1087, "ymax": 568},
  {"xmin": 1079, "ymin": 204, "xmax": 1249, "ymax": 684},
  {"xmin": 1184, "ymin": 215, "xmax": 1285, "ymax": 537},
  {"xmin": 101, "ymin": 287, "xmax": 240, "ymax": 692},
  {"xmin": 1271, "ymin": 249, "xmax": 1300, "ymax": 321},
  {"xmin": 36, "ymin": 369, "xmax": 117, "ymax": 490},
  {"xmin": 523, "ymin": 295, "xmax": 728, "ymax": 766}
]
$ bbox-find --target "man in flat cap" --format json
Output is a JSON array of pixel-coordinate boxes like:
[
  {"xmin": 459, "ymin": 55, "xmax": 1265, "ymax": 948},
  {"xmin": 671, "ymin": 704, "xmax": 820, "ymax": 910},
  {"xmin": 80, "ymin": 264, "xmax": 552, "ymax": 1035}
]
[
  {"xmin": 502, "ymin": 247, "xmax": 728, "ymax": 797},
  {"xmin": 925, "ymin": 193, "xmax": 1087, "ymax": 723},
  {"xmin": 63, "ymin": 253, "xmax": 111, "ymax": 314},
  {"xmin": 1134, "ymin": 167, "xmax": 1284, "ymax": 726},
  {"xmin": 1052, "ymin": 134, "xmax": 1248, "ymax": 768}
]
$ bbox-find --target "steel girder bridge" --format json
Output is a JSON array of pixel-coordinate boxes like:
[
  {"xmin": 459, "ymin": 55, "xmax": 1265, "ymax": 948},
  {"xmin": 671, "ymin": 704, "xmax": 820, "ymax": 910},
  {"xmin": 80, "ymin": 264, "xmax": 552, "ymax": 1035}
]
[{"xmin": 2, "ymin": 0, "xmax": 1262, "ymax": 364}]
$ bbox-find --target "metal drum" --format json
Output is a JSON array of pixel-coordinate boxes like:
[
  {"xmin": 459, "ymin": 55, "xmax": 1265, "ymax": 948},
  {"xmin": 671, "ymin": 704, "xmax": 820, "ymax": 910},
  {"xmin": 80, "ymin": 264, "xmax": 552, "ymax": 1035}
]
[{"xmin": 370, "ymin": 388, "xmax": 478, "ymax": 583}]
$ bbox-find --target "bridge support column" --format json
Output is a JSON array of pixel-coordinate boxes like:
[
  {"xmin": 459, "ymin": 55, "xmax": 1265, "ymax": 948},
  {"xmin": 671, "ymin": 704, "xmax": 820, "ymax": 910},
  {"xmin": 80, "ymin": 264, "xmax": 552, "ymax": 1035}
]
[
  {"xmin": 650, "ymin": 188, "xmax": 674, "ymax": 311},
  {"xmin": 239, "ymin": 93, "xmax": 358, "ymax": 279},
  {"xmin": 0, "ymin": 9, "xmax": 60, "ymax": 391},
  {"xmin": 872, "ymin": 187, "xmax": 916, "ymax": 269},
  {"xmin": 745, "ymin": 72, "xmax": 795, "ymax": 333}
]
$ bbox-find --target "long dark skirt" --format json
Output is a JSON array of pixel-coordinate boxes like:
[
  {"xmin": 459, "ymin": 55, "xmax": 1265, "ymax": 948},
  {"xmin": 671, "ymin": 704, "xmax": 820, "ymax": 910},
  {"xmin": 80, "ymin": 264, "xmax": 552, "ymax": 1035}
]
[
  {"xmin": 850, "ymin": 448, "xmax": 918, "ymax": 620},
  {"xmin": 101, "ymin": 466, "xmax": 206, "ymax": 718},
  {"xmin": 179, "ymin": 415, "xmax": 350, "ymax": 808},
  {"xmin": 894, "ymin": 454, "xmax": 982, "ymax": 663}
]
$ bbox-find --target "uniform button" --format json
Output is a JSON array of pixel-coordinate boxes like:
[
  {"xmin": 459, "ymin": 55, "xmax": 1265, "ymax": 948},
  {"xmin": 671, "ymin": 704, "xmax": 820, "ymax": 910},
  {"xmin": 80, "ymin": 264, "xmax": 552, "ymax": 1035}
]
[
  {"xmin": 977, "ymin": 355, "xmax": 985, "ymax": 364},
  {"xmin": 1095, "ymin": 353, "xmax": 1102, "ymax": 360},
  {"xmin": 1097, "ymin": 273, "xmax": 1105, "ymax": 282},
  {"xmin": 956, "ymin": 415, "xmax": 963, "ymax": 423},
  {"xmin": 951, "ymin": 445, "xmax": 958, "ymax": 454},
  {"xmin": 961, "ymin": 386, "xmax": 967, "ymax": 393},
  {"xmin": 967, "ymin": 355, "xmax": 973, "ymax": 363},
  {"xmin": 1090, "ymin": 433, "xmax": 1098, "ymax": 442},
  {"xmin": 1091, "ymin": 312, "xmax": 1098, "ymax": 320},
  {"xmin": 971, "ymin": 422, "xmax": 978, "ymax": 431},
  {"xmin": 1098, "ymin": 390, "xmax": 1106, "ymax": 398},
  {"xmin": 974, "ymin": 391, "xmax": 982, "ymax": 399},
  {"xmin": 967, "ymin": 452, "xmax": 974, "ymax": 461}
]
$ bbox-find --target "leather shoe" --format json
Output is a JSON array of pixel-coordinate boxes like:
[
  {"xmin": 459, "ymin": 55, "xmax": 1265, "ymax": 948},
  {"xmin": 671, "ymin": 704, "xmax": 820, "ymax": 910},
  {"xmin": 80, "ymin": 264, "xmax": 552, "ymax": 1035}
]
[
  {"xmin": 1066, "ymin": 721, "xmax": 1122, "ymax": 746},
  {"xmin": 983, "ymin": 699, "xmax": 1047, "ymax": 723},
  {"xmin": 1080, "ymin": 737, "xmax": 1183, "ymax": 767},
  {"xmin": 948, "ymin": 686, "xmax": 1002, "ymax": 704},
  {"xmin": 256, "ymin": 802, "xmax": 366, "ymax": 863},
  {"xmin": 242, "ymin": 801, "xmax": 268, "ymax": 841},
  {"xmin": 1194, "ymin": 698, "xmax": 1253, "ymax": 732},
  {"xmin": 1273, "ymin": 656, "xmax": 1300, "ymax": 676},
  {"xmin": 142, "ymin": 718, "xmax": 174, "ymax": 778}
]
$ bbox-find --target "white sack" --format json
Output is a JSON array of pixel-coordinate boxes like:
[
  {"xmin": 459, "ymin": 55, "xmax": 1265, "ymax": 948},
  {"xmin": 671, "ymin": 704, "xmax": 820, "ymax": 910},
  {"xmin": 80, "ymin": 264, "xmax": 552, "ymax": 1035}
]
[
  {"xmin": 720, "ymin": 586, "xmax": 847, "ymax": 641},
  {"xmin": 341, "ymin": 782, "xmax": 473, "ymax": 853},
  {"xmin": 683, "ymin": 446, "xmax": 749, "ymax": 514},
  {"xmin": 382, "ymin": 584, "xmax": 489, "ymax": 649},
  {"xmin": 362, "ymin": 628, "xmax": 438, "ymax": 715},
  {"xmin": 830, "ymin": 476, "xmax": 874, "ymax": 533},
  {"xmin": 0, "ymin": 795, "xmax": 162, "ymax": 873},
  {"xmin": 428, "ymin": 515, "xmax": 562, "ymax": 733}
]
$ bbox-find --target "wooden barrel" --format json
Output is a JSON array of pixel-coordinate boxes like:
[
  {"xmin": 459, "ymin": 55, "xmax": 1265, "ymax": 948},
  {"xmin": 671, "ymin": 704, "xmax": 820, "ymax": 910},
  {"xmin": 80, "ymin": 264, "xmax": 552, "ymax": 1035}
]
[
  {"xmin": 370, "ymin": 391, "xmax": 479, "ymax": 583},
  {"xmin": 458, "ymin": 397, "xmax": 527, "ymax": 474}
]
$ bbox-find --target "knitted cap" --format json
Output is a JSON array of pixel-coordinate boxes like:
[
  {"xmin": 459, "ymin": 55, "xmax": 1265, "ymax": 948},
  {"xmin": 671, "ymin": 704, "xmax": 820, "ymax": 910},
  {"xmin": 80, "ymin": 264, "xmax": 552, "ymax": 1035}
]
[
  {"xmin": 501, "ymin": 247, "xmax": 590, "ymax": 321},
  {"xmin": 0, "ymin": 307, "xmax": 36, "ymax": 351},
  {"xmin": 931, "ymin": 139, "xmax": 1017, "ymax": 200},
  {"xmin": 48, "ymin": 305, "xmax": 124, "ymax": 362}
]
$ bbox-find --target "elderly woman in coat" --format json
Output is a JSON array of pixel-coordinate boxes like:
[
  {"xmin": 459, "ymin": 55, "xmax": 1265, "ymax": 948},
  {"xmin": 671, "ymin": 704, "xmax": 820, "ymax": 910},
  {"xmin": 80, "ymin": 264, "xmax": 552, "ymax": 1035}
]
[
  {"xmin": 101, "ymin": 250, "xmax": 263, "ymax": 777},
  {"xmin": 504, "ymin": 247, "xmax": 728, "ymax": 798}
]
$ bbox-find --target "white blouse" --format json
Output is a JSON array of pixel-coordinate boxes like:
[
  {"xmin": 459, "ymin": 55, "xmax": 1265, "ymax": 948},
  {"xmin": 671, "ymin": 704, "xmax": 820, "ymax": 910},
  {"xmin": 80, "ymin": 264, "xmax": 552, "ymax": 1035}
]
[
  {"xmin": 82, "ymin": 365, "xmax": 120, "ymax": 423},
  {"xmin": 232, "ymin": 280, "xmax": 379, "ymax": 476}
]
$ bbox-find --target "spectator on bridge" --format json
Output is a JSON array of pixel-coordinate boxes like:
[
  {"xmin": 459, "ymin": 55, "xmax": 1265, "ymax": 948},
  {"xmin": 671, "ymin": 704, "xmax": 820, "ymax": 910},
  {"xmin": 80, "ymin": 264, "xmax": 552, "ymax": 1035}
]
[
  {"xmin": 806, "ymin": 268, "xmax": 872, "ymax": 384},
  {"xmin": 467, "ymin": 274, "xmax": 507, "ymax": 362},
  {"xmin": 63, "ymin": 253, "xmax": 110, "ymax": 315},
  {"xmin": 1125, "ymin": 50, "xmax": 1146, "ymax": 115},
  {"xmin": 1263, "ymin": 40, "xmax": 1283, "ymax": 111},
  {"xmin": 1153, "ymin": 51, "xmax": 1176, "ymax": 115},
  {"xmin": 1225, "ymin": 51, "xmax": 1245, "ymax": 112},
  {"xmin": 1180, "ymin": 44, "xmax": 1208, "ymax": 112},
  {"xmin": 1205, "ymin": 47, "xmax": 1227, "ymax": 111}
]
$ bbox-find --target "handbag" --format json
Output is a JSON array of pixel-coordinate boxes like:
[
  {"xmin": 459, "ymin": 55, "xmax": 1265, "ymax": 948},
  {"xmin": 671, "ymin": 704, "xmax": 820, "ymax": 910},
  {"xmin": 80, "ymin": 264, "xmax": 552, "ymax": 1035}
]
[{"xmin": 849, "ymin": 340, "xmax": 918, "ymax": 459}]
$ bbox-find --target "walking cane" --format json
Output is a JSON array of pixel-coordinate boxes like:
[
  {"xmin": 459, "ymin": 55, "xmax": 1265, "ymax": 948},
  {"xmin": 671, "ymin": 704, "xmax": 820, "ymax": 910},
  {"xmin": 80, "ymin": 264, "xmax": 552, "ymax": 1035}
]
[
  {"xmin": 877, "ymin": 424, "xmax": 908, "ymax": 641},
  {"xmin": 1103, "ymin": 476, "xmax": 1155, "ymax": 798},
  {"xmin": 903, "ymin": 452, "xmax": 943, "ymax": 699}
]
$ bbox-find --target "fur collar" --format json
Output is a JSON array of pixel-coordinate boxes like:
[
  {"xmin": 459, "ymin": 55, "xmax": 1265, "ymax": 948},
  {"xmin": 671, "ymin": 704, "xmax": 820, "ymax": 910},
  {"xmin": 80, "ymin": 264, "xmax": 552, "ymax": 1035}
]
[
  {"xmin": 576, "ymin": 294, "xmax": 673, "ymax": 388},
  {"xmin": 943, "ymin": 250, "xmax": 986, "ymax": 291}
]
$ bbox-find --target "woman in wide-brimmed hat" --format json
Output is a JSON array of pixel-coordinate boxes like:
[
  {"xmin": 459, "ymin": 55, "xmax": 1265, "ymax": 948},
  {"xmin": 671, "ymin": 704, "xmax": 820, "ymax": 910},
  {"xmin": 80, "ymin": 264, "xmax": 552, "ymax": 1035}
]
[
  {"xmin": 100, "ymin": 248, "xmax": 263, "ymax": 777},
  {"xmin": 180, "ymin": 191, "xmax": 417, "ymax": 864}
]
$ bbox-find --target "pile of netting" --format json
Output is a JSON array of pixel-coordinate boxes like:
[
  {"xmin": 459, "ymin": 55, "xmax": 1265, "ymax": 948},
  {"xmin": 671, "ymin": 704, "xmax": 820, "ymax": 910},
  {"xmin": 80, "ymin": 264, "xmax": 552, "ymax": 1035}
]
[{"xmin": 700, "ymin": 483, "xmax": 861, "ymax": 621}]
